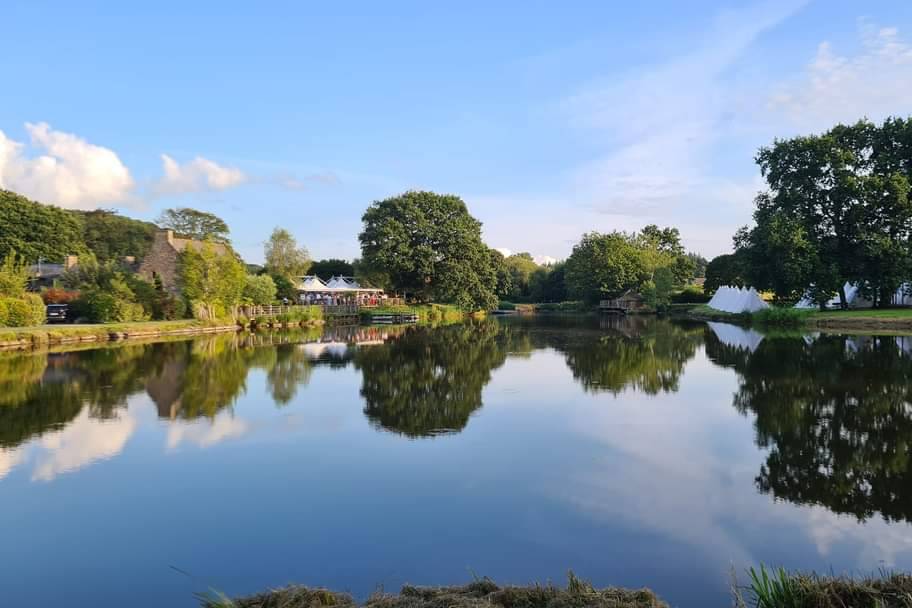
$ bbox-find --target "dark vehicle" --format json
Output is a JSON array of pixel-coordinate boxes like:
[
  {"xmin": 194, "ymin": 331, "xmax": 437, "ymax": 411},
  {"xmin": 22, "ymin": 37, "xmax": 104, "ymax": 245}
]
[{"xmin": 46, "ymin": 304, "xmax": 69, "ymax": 323}]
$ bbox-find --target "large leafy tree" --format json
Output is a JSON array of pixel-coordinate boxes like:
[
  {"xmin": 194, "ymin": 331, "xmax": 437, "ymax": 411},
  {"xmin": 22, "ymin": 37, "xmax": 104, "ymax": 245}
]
[
  {"xmin": 703, "ymin": 254, "xmax": 743, "ymax": 294},
  {"xmin": 264, "ymin": 227, "xmax": 311, "ymax": 279},
  {"xmin": 0, "ymin": 190, "xmax": 87, "ymax": 263},
  {"xmin": 738, "ymin": 117, "xmax": 912, "ymax": 306},
  {"xmin": 358, "ymin": 190, "xmax": 498, "ymax": 310},
  {"xmin": 178, "ymin": 240, "xmax": 246, "ymax": 319},
  {"xmin": 564, "ymin": 232, "xmax": 651, "ymax": 303},
  {"xmin": 309, "ymin": 258, "xmax": 354, "ymax": 280},
  {"xmin": 157, "ymin": 207, "xmax": 231, "ymax": 243}
]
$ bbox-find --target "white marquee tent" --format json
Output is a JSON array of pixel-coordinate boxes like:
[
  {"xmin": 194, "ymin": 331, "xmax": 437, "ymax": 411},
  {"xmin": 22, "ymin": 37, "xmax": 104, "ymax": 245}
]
[
  {"xmin": 296, "ymin": 275, "xmax": 383, "ymax": 294},
  {"xmin": 795, "ymin": 282, "xmax": 874, "ymax": 309},
  {"xmin": 707, "ymin": 286, "xmax": 769, "ymax": 314}
]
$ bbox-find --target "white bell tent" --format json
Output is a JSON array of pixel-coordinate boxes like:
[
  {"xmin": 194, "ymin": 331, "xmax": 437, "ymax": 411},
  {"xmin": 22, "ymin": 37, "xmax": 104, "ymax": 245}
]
[{"xmin": 707, "ymin": 286, "xmax": 769, "ymax": 313}]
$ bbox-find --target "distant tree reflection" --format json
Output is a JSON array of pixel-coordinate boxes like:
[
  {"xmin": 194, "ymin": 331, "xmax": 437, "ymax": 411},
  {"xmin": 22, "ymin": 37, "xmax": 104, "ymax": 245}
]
[{"xmin": 555, "ymin": 318, "xmax": 703, "ymax": 394}]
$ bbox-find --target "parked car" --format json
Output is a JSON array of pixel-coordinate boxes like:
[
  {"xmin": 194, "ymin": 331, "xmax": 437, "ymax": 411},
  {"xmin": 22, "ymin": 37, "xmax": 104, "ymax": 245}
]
[{"xmin": 46, "ymin": 304, "xmax": 69, "ymax": 323}]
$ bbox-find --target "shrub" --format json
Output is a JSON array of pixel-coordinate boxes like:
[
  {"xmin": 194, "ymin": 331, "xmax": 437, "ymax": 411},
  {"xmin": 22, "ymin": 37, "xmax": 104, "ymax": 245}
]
[
  {"xmin": 498, "ymin": 301, "xmax": 516, "ymax": 310},
  {"xmin": 0, "ymin": 294, "xmax": 46, "ymax": 327},
  {"xmin": 41, "ymin": 287, "xmax": 80, "ymax": 304},
  {"xmin": 671, "ymin": 285, "xmax": 710, "ymax": 304},
  {"xmin": 751, "ymin": 307, "xmax": 810, "ymax": 327}
]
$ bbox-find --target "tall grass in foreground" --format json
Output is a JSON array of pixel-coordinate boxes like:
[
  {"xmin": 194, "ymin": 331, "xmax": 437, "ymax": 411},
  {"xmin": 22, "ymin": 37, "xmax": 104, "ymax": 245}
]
[{"xmin": 743, "ymin": 566, "xmax": 803, "ymax": 608}]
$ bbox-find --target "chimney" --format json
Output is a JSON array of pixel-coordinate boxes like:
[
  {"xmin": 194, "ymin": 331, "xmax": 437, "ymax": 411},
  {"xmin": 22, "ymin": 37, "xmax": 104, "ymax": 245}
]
[
  {"xmin": 162, "ymin": 229, "xmax": 174, "ymax": 245},
  {"xmin": 64, "ymin": 255, "xmax": 78, "ymax": 269}
]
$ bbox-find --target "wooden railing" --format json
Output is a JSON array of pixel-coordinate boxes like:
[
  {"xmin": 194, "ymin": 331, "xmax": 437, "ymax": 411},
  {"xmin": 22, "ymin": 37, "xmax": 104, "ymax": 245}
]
[{"xmin": 599, "ymin": 299, "xmax": 631, "ymax": 311}]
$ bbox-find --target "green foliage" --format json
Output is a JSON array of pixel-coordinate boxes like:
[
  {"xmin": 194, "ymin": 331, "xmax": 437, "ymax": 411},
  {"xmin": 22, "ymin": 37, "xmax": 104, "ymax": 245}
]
[
  {"xmin": 269, "ymin": 273, "xmax": 297, "ymax": 301},
  {"xmin": 503, "ymin": 252, "xmax": 540, "ymax": 301},
  {"xmin": 738, "ymin": 117, "xmax": 912, "ymax": 307},
  {"xmin": 242, "ymin": 274, "xmax": 277, "ymax": 305},
  {"xmin": 309, "ymin": 258, "xmax": 354, "ymax": 280},
  {"xmin": 76, "ymin": 209, "xmax": 157, "ymax": 263},
  {"xmin": 534, "ymin": 301, "xmax": 586, "ymax": 312},
  {"xmin": 178, "ymin": 240, "xmax": 247, "ymax": 320},
  {"xmin": 750, "ymin": 307, "xmax": 811, "ymax": 327},
  {"xmin": 0, "ymin": 293, "xmax": 45, "ymax": 327},
  {"xmin": 686, "ymin": 252, "xmax": 708, "ymax": 278},
  {"xmin": 359, "ymin": 190, "xmax": 498, "ymax": 310},
  {"xmin": 746, "ymin": 566, "xmax": 803, "ymax": 608},
  {"xmin": 704, "ymin": 254, "xmax": 743, "ymax": 294},
  {"xmin": 670, "ymin": 285, "xmax": 710, "ymax": 304},
  {"xmin": 565, "ymin": 232, "xmax": 649, "ymax": 302},
  {"xmin": 265, "ymin": 227, "xmax": 311, "ymax": 278},
  {"xmin": 157, "ymin": 207, "xmax": 231, "ymax": 243},
  {"xmin": 0, "ymin": 253, "xmax": 31, "ymax": 297},
  {"xmin": 489, "ymin": 249, "xmax": 513, "ymax": 299},
  {"xmin": 0, "ymin": 190, "xmax": 87, "ymax": 263}
]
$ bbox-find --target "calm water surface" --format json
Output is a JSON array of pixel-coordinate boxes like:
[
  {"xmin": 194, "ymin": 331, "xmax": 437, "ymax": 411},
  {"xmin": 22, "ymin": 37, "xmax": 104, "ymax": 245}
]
[{"xmin": 1, "ymin": 316, "xmax": 911, "ymax": 607}]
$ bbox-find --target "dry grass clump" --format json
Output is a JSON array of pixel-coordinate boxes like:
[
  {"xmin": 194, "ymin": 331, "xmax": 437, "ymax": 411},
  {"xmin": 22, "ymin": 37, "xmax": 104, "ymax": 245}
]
[{"xmin": 201, "ymin": 574, "xmax": 666, "ymax": 608}]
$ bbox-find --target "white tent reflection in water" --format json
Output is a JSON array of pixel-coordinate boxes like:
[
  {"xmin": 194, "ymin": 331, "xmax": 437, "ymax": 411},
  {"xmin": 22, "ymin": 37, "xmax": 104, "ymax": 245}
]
[
  {"xmin": 707, "ymin": 322, "xmax": 765, "ymax": 353},
  {"xmin": 707, "ymin": 286, "xmax": 769, "ymax": 313}
]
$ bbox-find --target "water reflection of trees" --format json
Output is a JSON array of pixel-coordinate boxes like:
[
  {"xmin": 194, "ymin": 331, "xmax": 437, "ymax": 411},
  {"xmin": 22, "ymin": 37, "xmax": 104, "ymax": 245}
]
[
  {"xmin": 354, "ymin": 320, "xmax": 511, "ymax": 437},
  {"xmin": 707, "ymin": 331, "xmax": 912, "ymax": 523},
  {"xmin": 555, "ymin": 318, "xmax": 703, "ymax": 394},
  {"xmin": 0, "ymin": 317, "xmax": 711, "ymax": 450}
]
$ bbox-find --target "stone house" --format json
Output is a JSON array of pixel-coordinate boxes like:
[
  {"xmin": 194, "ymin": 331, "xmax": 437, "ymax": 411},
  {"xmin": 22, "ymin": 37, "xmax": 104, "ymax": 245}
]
[{"xmin": 137, "ymin": 229, "xmax": 228, "ymax": 294}]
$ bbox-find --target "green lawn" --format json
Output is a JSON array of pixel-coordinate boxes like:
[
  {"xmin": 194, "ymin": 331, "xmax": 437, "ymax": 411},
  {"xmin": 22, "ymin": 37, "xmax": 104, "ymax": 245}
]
[{"xmin": 809, "ymin": 308, "xmax": 912, "ymax": 319}]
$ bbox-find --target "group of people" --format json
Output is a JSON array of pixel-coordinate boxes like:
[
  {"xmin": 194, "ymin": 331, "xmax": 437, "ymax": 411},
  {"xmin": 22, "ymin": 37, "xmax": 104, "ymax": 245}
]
[{"xmin": 299, "ymin": 293, "xmax": 384, "ymax": 307}]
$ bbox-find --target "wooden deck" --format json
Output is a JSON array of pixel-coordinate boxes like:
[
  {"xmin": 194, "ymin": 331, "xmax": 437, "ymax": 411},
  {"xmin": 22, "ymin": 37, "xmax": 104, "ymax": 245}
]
[{"xmin": 598, "ymin": 299, "xmax": 631, "ymax": 314}]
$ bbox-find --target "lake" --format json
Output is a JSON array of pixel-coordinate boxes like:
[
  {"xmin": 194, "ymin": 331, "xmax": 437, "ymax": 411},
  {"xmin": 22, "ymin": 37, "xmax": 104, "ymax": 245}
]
[{"xmin": 1, "ymin": 316, "xmax": 911, "ymax": 607}]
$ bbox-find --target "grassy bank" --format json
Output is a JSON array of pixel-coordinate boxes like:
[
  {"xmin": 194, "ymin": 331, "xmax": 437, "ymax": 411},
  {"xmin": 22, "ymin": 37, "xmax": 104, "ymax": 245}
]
[
  {"xmin": 199, "ymin": 569, "xmax": 912, "ymax": 608},
  {"xmin": 0, "ymin": 319, "xmax": 239, "ymax": 349},
  {"xmin": 200, "ymin": 575, "xmax": 665, "ymax": 608},
  {"xmin": 685, "ymin": 304, "xmax": 912, "ymax": 332}
]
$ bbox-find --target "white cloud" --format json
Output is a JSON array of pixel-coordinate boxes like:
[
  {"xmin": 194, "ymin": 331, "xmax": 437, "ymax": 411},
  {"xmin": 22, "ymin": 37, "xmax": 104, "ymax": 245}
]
[
  {"xmin": 565, "ymin": 0, "xmax": 808, "ymax": 220},
  {"xmin": 494, "ymin": 246, "xmax": 557, "ymax": 266},
  {"xmin": 494, "ymin": 247, "xmax": 513, "ymax": 257},
  {"xmin": 166, "ymin": 414, "xmax": 249, "ymax": 450},
  {"xmin": 0, "ymin": 448, "xmax": 25, "ymax": 481},
  {"xmin": 154, "ymin": 154, "xmax": 246, "ymax": 195},
  {"xmin": 769, "ymin": 24, "xmax": 912, "ymax": 132},
  {"xmin": 31, "ymin": 409, "xmax": 136, "ymax": 482},
  {"xmin": 0, "ymin": 122, "xmax": 136, "ymax": 209}
]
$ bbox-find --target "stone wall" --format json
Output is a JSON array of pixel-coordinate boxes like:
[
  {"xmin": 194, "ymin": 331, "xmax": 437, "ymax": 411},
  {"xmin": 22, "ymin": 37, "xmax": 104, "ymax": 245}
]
[{"xmin": 137, "ymin": 230, "xmax": 181, "ymax": 294}]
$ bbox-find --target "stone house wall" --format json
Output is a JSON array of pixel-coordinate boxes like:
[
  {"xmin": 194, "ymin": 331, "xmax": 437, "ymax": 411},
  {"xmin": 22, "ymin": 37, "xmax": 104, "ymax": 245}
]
[{"xmin": 137, "ymin": 230, "xmax": 181, "ymax": 294}]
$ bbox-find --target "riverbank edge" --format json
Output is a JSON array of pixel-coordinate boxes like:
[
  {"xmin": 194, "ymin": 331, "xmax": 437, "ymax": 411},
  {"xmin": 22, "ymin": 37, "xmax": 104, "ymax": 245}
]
[
  {"xmin": 0, "ymin": 320, "xmax": 245, "ymax": 350},
  {"xmin": 680, "ymin": 305, "xmax": 912, "ymax": 333},
  {"xmin": 199, "ymin": 570, "xmax": 912, "ymax": 608}
]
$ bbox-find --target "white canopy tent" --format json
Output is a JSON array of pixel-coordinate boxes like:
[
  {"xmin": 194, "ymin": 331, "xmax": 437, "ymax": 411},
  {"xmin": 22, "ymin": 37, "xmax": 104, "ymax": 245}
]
[
  {"xmin": 296, "ymin": 275, "xmax": 383, "ymax": 294},
  {"xmin": 795, "ymin": 282, "xmax": 874, "ymax": 309},
  {"xmin": 707, "ymin": 286, "xmax": 769, "ymax": 314}
]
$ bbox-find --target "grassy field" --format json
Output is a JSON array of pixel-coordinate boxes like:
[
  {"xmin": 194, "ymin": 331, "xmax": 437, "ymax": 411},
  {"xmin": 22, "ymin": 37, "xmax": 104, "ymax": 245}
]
[{"xmin": 809, "ymin": 307, "xmax": 912, "ymax": 319}]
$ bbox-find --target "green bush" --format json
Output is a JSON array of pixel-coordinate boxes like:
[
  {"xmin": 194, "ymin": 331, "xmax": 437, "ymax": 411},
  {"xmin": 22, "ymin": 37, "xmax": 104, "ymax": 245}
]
[
  {"xmin": 0, "ymin": 294, "xmax": 46, "ymax": 327},
  {"xmin": 74, "ymin": 288, "xmax": 150, "ymax": 323},
  {"xmin": 536, "ymin": 300, "xmax": 586, "ymax": 312},
  {"xmin": 671, "ymin": 285, "xmax": 710, "ymax": 304},
  {"xmin": 498, "ymin": 301, "xmax": 516, "ymax": 310},
  {"xmin": 751, "ymin": 307, "xmax": 810, "ymax": 327}
]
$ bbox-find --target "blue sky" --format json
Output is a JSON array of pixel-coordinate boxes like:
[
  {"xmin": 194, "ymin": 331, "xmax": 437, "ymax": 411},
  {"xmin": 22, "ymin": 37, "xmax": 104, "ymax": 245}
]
[{"xmin": 2, "ymin": 0, "xmax": 912, "ymax": 264}]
